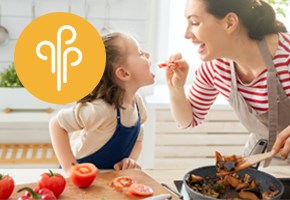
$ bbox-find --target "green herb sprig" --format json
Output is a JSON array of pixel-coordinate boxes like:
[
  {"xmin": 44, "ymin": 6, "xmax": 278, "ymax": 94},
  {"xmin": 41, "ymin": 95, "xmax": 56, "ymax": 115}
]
[{"xmin": 0, "ymin": 63, "xmax": 23, "ymax": 88}]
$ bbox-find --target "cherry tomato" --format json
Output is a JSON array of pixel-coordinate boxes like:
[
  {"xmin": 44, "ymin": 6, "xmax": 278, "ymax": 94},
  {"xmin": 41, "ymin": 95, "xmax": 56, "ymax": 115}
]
[
  {"xmin": 127, "ymin": 183, "xmax": 154, "ymax": 197},
  {"xmin": 18, "ymin": 187, "xmax": 56, "ymax": 200},
  {"xmin": 70, "ymin": 163, "xmax": 98, "ymax": 188},
  {"xmin": 0, "ymin": 174, "xmax": 15, "ymax": 200},
  {"xmin": 112, "ymin": 176, "xmax": 135, "ymax": 191},
  {"xmin": 37, "ymin": 170, "xmax": 66, "ymax": 198}
]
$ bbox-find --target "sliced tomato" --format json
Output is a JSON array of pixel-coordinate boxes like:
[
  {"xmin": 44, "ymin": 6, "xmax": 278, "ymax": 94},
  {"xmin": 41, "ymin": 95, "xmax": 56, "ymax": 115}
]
[
  {"xmin": 127, "ymin": 183, "xmax": 154, "ymax": 197},
  {"xmin": 158, "ymin": 62, "xmax": 175, "ymax": 68},
  {"xmin": 70, "ymin": 163, "xmax": 98, "ymax": 188},
  {"xmin": 112, "ymin": 176, "xmax": 135, "ymax": 191}
]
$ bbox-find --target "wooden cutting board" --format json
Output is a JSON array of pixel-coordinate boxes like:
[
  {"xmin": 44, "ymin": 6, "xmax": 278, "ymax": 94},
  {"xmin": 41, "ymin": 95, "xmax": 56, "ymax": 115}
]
[{"xmin": 11, "ymin": 169, "xmax": 179, "ymax": 199}]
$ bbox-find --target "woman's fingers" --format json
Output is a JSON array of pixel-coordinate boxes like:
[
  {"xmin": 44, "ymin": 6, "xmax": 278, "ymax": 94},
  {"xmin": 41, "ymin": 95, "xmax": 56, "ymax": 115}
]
[
  {"xmin": 169, "ymin": 52, "xmax": 182, "ymax": 62},
  {"xmin": 281, "ymin": 139, "xmax": 290, "ymax": 159},
  {"xmin": 272, "ymin": 125, "xmax": 290, "ymax": 159},
  {"xmin": 279, "ymin": 136, "xmax": 290, "ymax": 159}
]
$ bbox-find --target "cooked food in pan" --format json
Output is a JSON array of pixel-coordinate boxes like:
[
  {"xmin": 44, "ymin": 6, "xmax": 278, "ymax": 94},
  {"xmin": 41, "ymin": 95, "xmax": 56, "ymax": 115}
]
[{"xmin": 187, "ymin": 152, "xmax": 280, "ymax": 200}]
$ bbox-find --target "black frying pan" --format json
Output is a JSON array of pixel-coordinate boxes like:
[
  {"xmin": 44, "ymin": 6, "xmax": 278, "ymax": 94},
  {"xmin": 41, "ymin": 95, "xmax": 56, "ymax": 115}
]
[{"xmin": 183, "ymin": 166, "xmax": 284, "ymax": 200}]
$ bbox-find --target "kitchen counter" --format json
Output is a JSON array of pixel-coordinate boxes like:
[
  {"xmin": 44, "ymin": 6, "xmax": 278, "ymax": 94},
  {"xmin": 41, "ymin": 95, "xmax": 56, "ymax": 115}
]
[{"xmin": 1, "ymin": 166, "xmax": 289, "ymax": 189}]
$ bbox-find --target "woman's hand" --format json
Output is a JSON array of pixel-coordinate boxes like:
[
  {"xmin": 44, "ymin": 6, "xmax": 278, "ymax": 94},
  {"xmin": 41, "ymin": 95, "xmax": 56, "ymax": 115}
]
[
  {"xmin": 166, "ymin": 53, "xmax": 189, "ymax": 88},
  {"xmin": 272, "ymin": 125, "xmax": 290, "ymax": 159},
  {"xmin": 113, "ymin": 158, "xmax": 141, "ymax": 171}
]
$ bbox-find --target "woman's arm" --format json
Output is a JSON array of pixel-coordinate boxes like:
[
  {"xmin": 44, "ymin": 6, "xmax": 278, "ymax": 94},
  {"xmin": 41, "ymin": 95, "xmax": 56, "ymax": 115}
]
[
  {"xmin": 166, "ymin": 53, "xmax": 193, "ymax": 128},
  {"xmin": 49, "ymin": 116, "xmax": 77, "ymax": 174},
  {"xmin": 166, "ymin": 54, "xmax": 220, "ymax": 128},
  {"xmin": 168, "ymin": 86, "xmax": 193, "ymax": 128}
]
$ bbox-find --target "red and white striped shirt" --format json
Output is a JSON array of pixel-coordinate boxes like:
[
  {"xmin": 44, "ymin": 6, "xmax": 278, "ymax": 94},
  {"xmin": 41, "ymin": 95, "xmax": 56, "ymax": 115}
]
[{"xmin": 188, "ymin": 33, "xmax": 290, "ymax": 127}]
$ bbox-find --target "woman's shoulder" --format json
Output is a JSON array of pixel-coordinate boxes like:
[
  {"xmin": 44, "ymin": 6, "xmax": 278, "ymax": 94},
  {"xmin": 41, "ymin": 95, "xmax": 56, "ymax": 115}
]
[
  {"xmin": 199, "ymin": 58, "xmax": 232, "ymax": 75},
  {"xmin": 278, "ymin": 32, "xmax": 290, "ymax": 51},
  {"xmin": 279, "ymin": 32, "xmax": 290, "ymax": 41}
]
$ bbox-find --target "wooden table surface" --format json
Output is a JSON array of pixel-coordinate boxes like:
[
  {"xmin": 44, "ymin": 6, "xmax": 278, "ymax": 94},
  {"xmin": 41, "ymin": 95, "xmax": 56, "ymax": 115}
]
[{"xmin": 1, "ymin": 166, "xmax": 289, "ymax": 189}]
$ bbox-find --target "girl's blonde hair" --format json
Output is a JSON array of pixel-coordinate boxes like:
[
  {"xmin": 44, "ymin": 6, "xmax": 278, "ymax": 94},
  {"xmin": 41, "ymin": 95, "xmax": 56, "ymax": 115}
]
[{"xmin": 78, "ymin": 32, "xmax": 127, "ymax": 108}]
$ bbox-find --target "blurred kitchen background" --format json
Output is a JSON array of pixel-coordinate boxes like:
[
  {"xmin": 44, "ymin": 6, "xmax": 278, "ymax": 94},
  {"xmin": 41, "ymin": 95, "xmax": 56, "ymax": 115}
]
[{"xmin": 0, "ymin": 0, "xmax": 289, "ymax": 169}]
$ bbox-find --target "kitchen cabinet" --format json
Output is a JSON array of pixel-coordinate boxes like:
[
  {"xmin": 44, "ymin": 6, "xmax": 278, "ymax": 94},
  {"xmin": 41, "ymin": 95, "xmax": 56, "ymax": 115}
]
[
  {"xmin": 1, "ymin": 86, "xmax": 287, "ymax": 170},
  {"xmin": 145, "ymin": 85, "xmax": 249, "ymax": 169},
  {"xmin": 0, "ymin": 111, "xmax": 59, "ymax": 168}
]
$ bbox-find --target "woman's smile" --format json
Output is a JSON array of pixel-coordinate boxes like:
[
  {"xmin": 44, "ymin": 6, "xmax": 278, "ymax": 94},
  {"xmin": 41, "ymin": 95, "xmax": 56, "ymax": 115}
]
[{"xmin": 197, "ymin": 43, "xmax": 206, "ymax": 54}]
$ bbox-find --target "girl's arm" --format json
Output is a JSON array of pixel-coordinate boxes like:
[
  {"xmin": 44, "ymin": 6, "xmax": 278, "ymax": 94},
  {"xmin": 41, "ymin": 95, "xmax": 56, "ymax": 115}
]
[
  {"xmin": 113, "ymin": 141, "xmax": 142, "ymax": 170},
  {"xmin": 49, "ymin": 116, "xmax": 77, "ymax": 175},
  {"xmin": 129, "ymin": 140, "xmax": 142, "ymax": 160}
]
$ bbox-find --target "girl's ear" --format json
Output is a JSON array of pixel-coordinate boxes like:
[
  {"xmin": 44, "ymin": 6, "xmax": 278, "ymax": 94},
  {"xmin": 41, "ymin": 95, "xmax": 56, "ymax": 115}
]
[
  {"xmin": 115, "ymin": 67, "xmax": 130, "ymax": 81},
  {"xmin": 224, "ymin": 12, "xmax": 239, "ymax": 33}
]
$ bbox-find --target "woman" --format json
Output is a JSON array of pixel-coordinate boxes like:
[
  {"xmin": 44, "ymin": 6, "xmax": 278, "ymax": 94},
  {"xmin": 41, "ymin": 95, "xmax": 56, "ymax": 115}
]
[{"xmin": 166, "ymin": 0, "xmax": 290, "ymax": 165}]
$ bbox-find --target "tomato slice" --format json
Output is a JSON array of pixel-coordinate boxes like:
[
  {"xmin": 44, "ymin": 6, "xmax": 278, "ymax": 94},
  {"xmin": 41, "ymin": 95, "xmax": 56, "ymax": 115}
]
[
  {"xmin": 127, "ymin": 183, "xmax": 154, "ymax": 197},
  {"xmin": 112, "ymin": 176, "xmax": 135, "ymax": 191},
  {"xmin": 158, "ymin": 62, "xmax": 175, "ymax": 68},
  {"xmin": 70, "ymin": 163, "xmax": 98, "ymax": 188}
]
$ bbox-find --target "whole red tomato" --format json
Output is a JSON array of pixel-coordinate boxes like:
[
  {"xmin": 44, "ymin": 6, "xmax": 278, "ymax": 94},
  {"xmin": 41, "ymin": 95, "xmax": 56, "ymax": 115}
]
[
  {"xmin": 70, "ymin": 163, "xmax": 98, "ymax": 188},
  {"xmin": 37, "ymin": 170, "xmax": 66, "ymax": 198},
  {"xmin": 0, "ymin": 174, "xmax": 15, "ymax": 200}
]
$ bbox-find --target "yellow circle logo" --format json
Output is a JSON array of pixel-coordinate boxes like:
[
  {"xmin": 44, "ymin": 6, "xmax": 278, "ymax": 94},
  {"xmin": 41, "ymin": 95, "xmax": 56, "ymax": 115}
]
[{"xmin": 14, "ymin": 12, "xmax": 106, "ymax": 104}]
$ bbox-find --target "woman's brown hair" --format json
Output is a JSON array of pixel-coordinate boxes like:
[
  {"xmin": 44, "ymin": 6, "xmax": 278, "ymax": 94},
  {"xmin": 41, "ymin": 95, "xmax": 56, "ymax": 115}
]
[
  {"xmin": 204, "ymin": 0, "xmax": 287, "ymax": 40},
  {"xmin": 78, "ymin": 32, "xmax": 127, "ymax": 108}
]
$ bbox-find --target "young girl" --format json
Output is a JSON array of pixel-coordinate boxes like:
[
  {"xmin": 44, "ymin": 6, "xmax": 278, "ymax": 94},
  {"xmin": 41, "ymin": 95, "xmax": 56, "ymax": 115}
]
[
  {"xmin": 166, "ymin": 0, "xmax": 290, "ymax": 164},
  {"xmin": 49, "ymin": 32, "xmax": 155, "ymax": 174}
]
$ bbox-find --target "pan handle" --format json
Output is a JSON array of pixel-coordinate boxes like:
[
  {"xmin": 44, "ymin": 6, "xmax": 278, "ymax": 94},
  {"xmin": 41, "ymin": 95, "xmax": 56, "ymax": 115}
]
[
  {"xmin": 249, "ymin": 139, "xmax": 268, "ymax": 169},
  {"xmin": 161, "ymin": 183, "xmax": 183, "ymax": 199}
]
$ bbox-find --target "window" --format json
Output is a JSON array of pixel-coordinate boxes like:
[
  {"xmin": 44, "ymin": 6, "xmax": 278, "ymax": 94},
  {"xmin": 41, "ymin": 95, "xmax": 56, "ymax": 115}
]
[
  {"xmin": 155, "ymin": 0, "xmax": 290, "ymax": 84},
  {"xmin": 167, "ymin": 0, "xmax": 200, "ymax": 84},
  {"xmin": 155, "ymin": 0, "xmax": 199, "ymax": 84}
]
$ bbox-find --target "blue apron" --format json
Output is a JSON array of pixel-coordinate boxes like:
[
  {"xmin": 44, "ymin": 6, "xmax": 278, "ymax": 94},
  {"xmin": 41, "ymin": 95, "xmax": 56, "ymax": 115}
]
[{"xmin": 76, "ymin": 103, "xmax": 141, "ymax": 169}]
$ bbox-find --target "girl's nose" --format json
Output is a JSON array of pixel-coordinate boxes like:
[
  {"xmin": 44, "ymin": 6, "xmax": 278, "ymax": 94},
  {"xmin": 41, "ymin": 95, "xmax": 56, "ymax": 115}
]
[{"xmin": 145, "ymin": 51, "xmax": 150, "ymax": 58}]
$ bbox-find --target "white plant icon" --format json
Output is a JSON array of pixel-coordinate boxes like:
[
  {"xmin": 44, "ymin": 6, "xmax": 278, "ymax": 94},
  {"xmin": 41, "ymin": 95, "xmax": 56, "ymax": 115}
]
[{"xmin": 36, "ymin": 25, "xmax": 82, "ymax": 91}]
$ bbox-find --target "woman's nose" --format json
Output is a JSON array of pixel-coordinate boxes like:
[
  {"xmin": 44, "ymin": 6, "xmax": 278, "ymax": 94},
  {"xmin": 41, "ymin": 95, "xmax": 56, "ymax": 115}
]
[
  {"xmin": 184, "ymin": 28, "xmax": 193, "ymax": 39},
  {"xmin": 184, "ymin": 25, "xmax": 196, "ymax": 40}
]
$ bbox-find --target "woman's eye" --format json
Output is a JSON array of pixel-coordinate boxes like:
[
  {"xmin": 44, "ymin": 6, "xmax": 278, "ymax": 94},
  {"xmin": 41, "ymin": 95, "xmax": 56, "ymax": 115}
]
[{"xmin": 191, "ymin": 22, "xmax": 199, "ymax": 26}]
